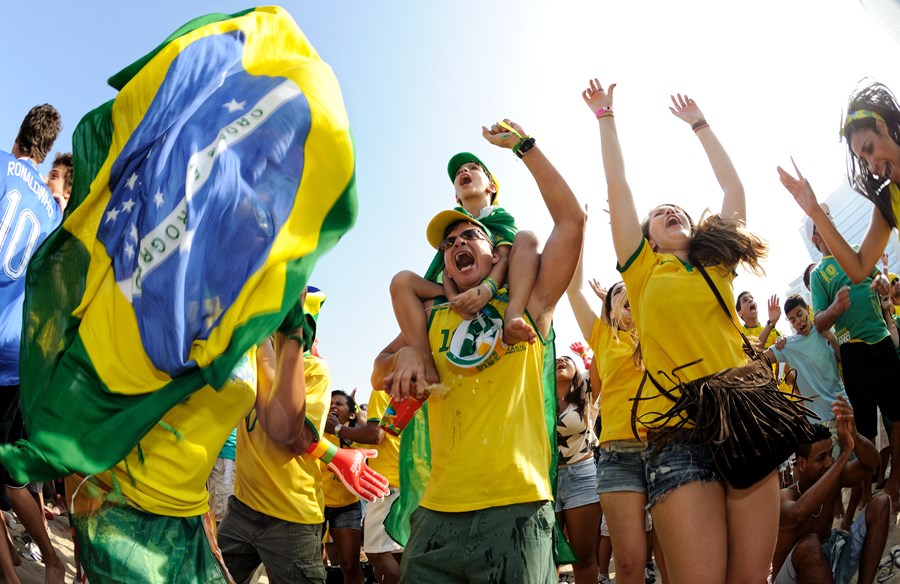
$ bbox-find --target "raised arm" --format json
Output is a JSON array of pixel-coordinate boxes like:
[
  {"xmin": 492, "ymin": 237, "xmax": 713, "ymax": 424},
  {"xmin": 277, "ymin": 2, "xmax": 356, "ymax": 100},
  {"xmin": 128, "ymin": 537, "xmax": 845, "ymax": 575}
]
[
  {"xmin": 834, "ymin": 396, "xmax": 880, "ymax": 486},
  {"xmin": 566, "ymin": 219, "xmax": 600, "ymax": 340},
  {"xmin": 255, "ymin": 334, "xmax": 309, "ymax": 447},
  {"xmin": 669, "ymin": 94, "xmax": 745, "ymax": 222},
  {"xmin": 778, "ymin": 160, "xmax": 892, "ymax": 283},
  {"xmin": 582, "ymin": 79, "xmax": 642, "ymax": 267},
  {"xmin": 481, "ymin": 120, "xmax": 586, "ymax": 335}
]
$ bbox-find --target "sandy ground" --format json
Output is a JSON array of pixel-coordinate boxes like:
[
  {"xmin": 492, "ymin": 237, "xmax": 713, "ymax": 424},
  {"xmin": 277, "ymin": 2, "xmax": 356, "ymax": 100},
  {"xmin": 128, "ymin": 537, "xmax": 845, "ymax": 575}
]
[{"xmin": 10, "ymin": 489, "xmax": 900, "ymax": 584}]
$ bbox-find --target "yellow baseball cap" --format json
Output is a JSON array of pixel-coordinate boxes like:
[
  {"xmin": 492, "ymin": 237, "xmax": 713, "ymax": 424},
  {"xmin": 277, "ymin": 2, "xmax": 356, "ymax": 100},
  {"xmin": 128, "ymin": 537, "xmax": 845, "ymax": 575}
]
[{"xmin": 426, "ymin": 209, "xmax": 493, "ymax": 250}]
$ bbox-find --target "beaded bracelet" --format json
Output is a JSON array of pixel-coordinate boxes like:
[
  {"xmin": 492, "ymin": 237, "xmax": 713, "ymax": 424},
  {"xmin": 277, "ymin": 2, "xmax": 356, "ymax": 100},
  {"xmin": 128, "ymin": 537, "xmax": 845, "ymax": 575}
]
[{"xmin": 595, "ymin": 107, "xmax": 613, "ymax": 119}]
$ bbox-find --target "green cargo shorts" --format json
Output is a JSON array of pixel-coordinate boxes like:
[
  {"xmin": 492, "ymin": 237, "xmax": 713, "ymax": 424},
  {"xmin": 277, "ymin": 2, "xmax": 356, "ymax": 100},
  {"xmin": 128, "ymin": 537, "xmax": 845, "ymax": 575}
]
[{"xmin": 400, "ymin": 501, "xmax": 554, "ymax": 583}]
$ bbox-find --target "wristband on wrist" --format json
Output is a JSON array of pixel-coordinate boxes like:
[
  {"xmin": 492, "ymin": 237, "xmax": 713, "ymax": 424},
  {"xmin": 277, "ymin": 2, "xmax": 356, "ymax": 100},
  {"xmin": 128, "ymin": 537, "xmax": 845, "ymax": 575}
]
[
  {"xmin": 514, "ymin": 136, "xmax": 536, "ymax": 159},
  {"xmin": 691, "ymin": 119, "xmax": 709, "ymax": 133},
  {"xmin": 306, "ymin": 439, "xmax": 339, "ymax": 463},
  {"xmin": 595, "ymin": 107, "xmax": 613, "ymax": 119},
  {"xmin": 481, "ymin": 277, "xmax": 498, "ymax": 296}
]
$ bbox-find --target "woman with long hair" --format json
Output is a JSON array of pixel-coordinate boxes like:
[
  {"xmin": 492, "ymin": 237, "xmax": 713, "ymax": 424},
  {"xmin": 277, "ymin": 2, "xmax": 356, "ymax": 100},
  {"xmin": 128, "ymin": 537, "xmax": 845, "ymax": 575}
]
[
  {"xmin": 554, "ymin": 355, "xmax": 600, "ymax": 583},
  {"xmin": 778, "ymin": 80, "xmax": 900, "ymax": 509},
  {"xmin": 583, "ymin": 78, "xmax": 779, "ymax": 583},
  {"xmin": 780, "ymin": 81, "xmax": 900, "ymax": 284},
  {"xmin": 566, "ymin": 242, "xmax": 665, "ymax": 584}
]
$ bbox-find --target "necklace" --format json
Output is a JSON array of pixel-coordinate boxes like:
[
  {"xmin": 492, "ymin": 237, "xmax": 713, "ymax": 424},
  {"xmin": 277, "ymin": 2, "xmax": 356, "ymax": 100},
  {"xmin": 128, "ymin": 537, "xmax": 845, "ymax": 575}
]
[{"xmin": 794, "ymin": 483, "xmax": 823, "ymax": 518}]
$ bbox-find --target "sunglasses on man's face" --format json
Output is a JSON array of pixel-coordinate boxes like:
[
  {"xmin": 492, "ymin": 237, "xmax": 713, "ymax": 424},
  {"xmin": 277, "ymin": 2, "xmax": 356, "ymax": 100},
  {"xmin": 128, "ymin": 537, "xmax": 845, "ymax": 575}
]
[{"xmin": 439, "ymin": 228, "xmax": 486, "ymax": 252}]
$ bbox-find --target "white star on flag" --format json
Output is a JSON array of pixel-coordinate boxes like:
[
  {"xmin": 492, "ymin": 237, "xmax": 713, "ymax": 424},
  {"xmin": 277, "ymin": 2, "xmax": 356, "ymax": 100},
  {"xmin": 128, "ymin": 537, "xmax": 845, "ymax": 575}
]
[
  {"xmin": 125, "ymin": 173, "xmax": 138, "ymax": 190},
  {"xmin": 223, "ymin": 99, "xmax": 246, "ymax": 113},
  {"xmin": 105, "ymin": 208, "xmax": 120, "ymax": 223},
  {"xmin": 124, "ymin": 244, "xmax": 135, "ymax": 259},
  {"xmin": 128, "ymin": 224, "xmax": 139, "ymax": 242},
  {"xmin": 121, "ymin": 199, "xmax": 136, "ymax": 213},
  {"xmin": 154, "ymin": 190, "xmax": 165, "ymax": 208}
]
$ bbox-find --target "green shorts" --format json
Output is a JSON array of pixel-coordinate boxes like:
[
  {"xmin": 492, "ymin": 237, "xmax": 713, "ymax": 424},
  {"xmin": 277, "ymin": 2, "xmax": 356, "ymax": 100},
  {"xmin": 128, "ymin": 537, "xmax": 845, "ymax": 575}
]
[
  {"xmin": 400, "ymin": 501, "xmax": 554, "ymax": 583},
  {"xmin": 70, "ymin": 477, "xmax": 230, "ymax": 584}
]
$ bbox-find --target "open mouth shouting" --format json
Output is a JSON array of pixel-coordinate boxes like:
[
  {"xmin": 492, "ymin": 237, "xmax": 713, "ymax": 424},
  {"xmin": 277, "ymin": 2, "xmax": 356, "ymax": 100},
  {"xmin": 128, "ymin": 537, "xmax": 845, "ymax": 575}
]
[{"xmin": 454, "ymin": 249, "xmax": 476, "ymax": 272}]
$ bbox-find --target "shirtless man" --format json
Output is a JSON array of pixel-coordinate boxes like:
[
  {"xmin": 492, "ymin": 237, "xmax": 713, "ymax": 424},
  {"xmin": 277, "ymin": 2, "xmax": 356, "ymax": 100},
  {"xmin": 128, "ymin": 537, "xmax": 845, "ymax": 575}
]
[{"xmin": 773, "ymin": 396, "xmax": 889, "ymax": 584}]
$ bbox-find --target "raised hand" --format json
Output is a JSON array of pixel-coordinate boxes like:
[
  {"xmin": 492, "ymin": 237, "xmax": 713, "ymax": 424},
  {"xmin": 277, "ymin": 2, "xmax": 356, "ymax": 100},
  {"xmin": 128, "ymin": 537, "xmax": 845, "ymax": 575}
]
[
  {"xmin": 582, "ymin": 78, "xmax": 615, "ymax": 114},
  {"xmin": 326, "ymin": 447, "xmax": 390, "ymax": 502},
  {"xmin": 767, "ymin": 295, "xmax": 782, "ymax": 325},
  {"xmin": 833, "ymin": 395, "xmax": 856, "ymax": 452},
  {"xmin": 774, "ymin": 336, "xmax": 787, "ymax": 351},
  {"xmin": 872, "ymin": 272, "xmax": 891, "ymax": 297},
  {"xmin": 883, "ymin": 252, "xmax": 891, "ymax": 269},
  {"xmin": 669, "ymin": 93, "xmax": 705, "ymax": 125},
  {"xmin": 482, "ymin": 119, "xmax": 527, "ymax": 150},
  {"xmin": 588, "ymin": 278, "xmax": 607, "ymax": 300},
  {"xmin": 777, "ymin": 157, "xmax": 822, "ymax": 218}
]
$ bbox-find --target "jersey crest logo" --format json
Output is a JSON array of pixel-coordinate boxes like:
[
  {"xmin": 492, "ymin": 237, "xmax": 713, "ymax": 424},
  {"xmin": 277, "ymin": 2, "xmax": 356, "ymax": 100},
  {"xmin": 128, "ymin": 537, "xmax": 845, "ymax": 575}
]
[{"xmin": 444, "ymin": 304, "xmax": 508, "ymax": 373}]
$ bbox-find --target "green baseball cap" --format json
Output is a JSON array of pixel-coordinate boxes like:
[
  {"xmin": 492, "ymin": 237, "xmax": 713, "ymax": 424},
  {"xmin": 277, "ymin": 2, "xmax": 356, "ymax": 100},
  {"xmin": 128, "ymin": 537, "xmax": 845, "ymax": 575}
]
[{"xmin": 447, "ymin": 152, "xmax": 499, "ymax": 204}]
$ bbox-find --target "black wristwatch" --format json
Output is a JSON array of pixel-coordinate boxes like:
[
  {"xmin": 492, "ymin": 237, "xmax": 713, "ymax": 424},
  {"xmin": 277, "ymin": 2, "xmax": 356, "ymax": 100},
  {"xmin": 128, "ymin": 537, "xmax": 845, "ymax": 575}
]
[{"xmin": 515, "ymin": 137, "xmax": 536, "ymax": 159}]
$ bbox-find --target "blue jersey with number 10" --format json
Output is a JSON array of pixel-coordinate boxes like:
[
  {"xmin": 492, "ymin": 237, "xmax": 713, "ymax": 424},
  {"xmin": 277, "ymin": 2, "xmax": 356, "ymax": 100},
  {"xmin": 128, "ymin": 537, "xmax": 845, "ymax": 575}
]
[{"xmin": 0, "ymin": 152, "xmax": 61, "ymax": 384}]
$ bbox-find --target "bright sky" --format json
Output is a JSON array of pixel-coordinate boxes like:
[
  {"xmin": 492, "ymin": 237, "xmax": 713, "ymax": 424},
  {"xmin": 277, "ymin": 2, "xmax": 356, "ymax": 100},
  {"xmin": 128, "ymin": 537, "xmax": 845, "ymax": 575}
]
[{"xmin": 2, "ymin": 1, "xmax": 898, "ymax": 404}]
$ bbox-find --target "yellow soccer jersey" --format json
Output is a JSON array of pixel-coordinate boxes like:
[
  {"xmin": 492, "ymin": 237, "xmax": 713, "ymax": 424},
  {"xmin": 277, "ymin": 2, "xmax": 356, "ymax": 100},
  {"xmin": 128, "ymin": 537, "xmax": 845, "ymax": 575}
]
[
  {"xmin": 619, "ymin": 240, "xmax": 746, "ymax": 429},
  {"xmin": 365, "ymin": 389, "xmax": 400, "ymax": 487},
  {"xmin": 421, "ymin": 296, "xmax": 553, "ymax": 512},
  {"xmin": 99, "ymin": 350, "xmax": 258, "ymax": 517},
  {"xmin": 588, "ymin": 317, "xmax": 647, "ymax": 442},
  {"xmin": 233, "ymin": 354, "xmax": 331, "ymax": 524},
  {"xmin": 741, "ymin": 323, "xmax": 781, "ymax": 349},
  {"xmin": 321, "ymin": 433, "xmax": 359, "ymax": 508}
]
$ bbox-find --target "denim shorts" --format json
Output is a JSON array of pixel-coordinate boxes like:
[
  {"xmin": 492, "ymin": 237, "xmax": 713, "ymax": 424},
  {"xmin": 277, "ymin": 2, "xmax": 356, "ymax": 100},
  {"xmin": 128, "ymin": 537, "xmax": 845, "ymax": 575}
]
[
  {"xmin": 554, "ymin": 458, "xmax": 599, "ymax": 512},
  {"xmin": 324, "ymin": 501, "xmax": 362, "ymax": 530},
  {"xmin": 643, "ymin": 435, "xmax": 720, "ymax": 508},
  {"xmin": 596, "ymin": 443, "xmax": 647, "ymax": 495}
]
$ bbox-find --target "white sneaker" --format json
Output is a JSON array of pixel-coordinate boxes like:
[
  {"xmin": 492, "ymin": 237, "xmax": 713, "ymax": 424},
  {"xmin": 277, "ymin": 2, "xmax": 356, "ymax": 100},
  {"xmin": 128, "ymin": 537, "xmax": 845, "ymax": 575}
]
[{"xmin": 598, "ymin": 575, "xmax": 614, "ymax": 584}]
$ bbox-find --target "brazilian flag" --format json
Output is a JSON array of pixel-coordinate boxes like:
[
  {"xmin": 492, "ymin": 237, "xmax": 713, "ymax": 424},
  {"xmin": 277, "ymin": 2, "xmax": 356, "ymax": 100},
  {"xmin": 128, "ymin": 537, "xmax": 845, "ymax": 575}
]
[{"xmin": 0, "ymin": 6, "xmax": 357, "ymax": 482}]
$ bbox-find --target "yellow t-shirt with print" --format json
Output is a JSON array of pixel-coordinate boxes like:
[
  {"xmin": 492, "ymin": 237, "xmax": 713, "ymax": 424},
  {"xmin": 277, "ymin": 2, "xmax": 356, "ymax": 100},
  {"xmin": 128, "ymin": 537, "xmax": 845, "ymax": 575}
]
[
  {"xmin": 421, "ymin": 296, "xmax": 553, "ymax": 512},
  {"xmin": 233, "ymin": 355, "xmax": 331, "ymax": 524},
  {"xmin": 588, "ymin": 317, "xmax": 648, "ymax": 442},
  {"xmin": 99, "ymin": 350, "xmax": 258, "ymax": 517},
  {"xmin": 365, "ymin": 389, "xmax": 400, "ymax": 487},
  {"xmin": 619, "ymin": 240, "xmax": 746, "ymax": 428},
  {"xmin": 321, "ymin": 433, "xmax": 359, "ymax": 508}
]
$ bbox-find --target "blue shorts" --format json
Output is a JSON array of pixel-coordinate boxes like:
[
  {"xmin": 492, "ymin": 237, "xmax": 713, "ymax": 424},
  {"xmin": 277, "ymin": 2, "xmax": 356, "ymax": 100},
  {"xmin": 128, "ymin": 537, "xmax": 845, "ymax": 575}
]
[
  {"xmin": 324, "ymin": 501, "xmax": 362, "ymax": 530},
  {"xmin": 774, "ymin": 509, "xmax": 867, "ymax": 584},
  {"xmin": 596, "ymin": 442, "xmax": 647, "ymax": 495},
  {"xmin": 643, "ymin": 435, "xmax": 720, "ymax": 508},
  {"xmin": 555, "ymin": 458, "xmax": 599, "ymax": 512}
]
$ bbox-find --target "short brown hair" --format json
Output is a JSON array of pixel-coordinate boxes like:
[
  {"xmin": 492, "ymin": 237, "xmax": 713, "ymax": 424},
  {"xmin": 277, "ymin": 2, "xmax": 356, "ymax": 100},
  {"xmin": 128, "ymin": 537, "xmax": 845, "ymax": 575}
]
[
  {"xmin": 16, "ymin": 104, "xmax": 61, "ymax": 164},
  {"xmin": 52, "ymin": 152, "xmax": 73, "ymax": 192}
]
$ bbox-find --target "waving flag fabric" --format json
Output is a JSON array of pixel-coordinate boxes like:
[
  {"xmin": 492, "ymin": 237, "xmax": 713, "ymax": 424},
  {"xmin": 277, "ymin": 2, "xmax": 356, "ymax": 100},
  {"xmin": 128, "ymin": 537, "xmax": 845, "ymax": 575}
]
[{"xmin": 0, "ymin": 6, "xmax": 357, "ymax": 482}]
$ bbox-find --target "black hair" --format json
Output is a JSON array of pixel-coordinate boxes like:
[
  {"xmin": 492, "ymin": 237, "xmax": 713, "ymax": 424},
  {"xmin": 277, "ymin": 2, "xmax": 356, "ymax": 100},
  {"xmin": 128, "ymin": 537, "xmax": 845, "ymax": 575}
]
[
  {"xmin": 795, "ymin": 424, "xmax": 833, "ymax": 459},
  {"xmin": 783, "ymin": 294, "xmax": 808, "ymax": 315},
  {"xmin": 802, "ymin": 263, "xmax": 816, "ymax": 291},
  {"xmin": 843, "ymin": 81, "xmax": 900, "ymax": 229},
  {"xmin": 331, "ymin": 390, "xmax": 359, "ymax": 428},
  {"xmin": 559, "ymin": 357, "xmax": 590, "ymax": 416}
]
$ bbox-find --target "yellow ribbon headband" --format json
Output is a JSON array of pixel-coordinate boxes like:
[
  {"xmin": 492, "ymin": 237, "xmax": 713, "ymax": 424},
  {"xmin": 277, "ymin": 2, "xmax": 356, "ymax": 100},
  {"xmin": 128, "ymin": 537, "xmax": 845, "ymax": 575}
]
[{"xmin": 842, "ymin": 109, "xmax": 886, "ymax": 137}]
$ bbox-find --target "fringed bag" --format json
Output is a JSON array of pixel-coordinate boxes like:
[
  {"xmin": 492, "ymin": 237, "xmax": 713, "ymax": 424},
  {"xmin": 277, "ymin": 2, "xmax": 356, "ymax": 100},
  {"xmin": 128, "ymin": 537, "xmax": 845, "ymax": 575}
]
[{"xmin": 632, "ymin": 264, "xmax": 819, "ymax": 489}]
